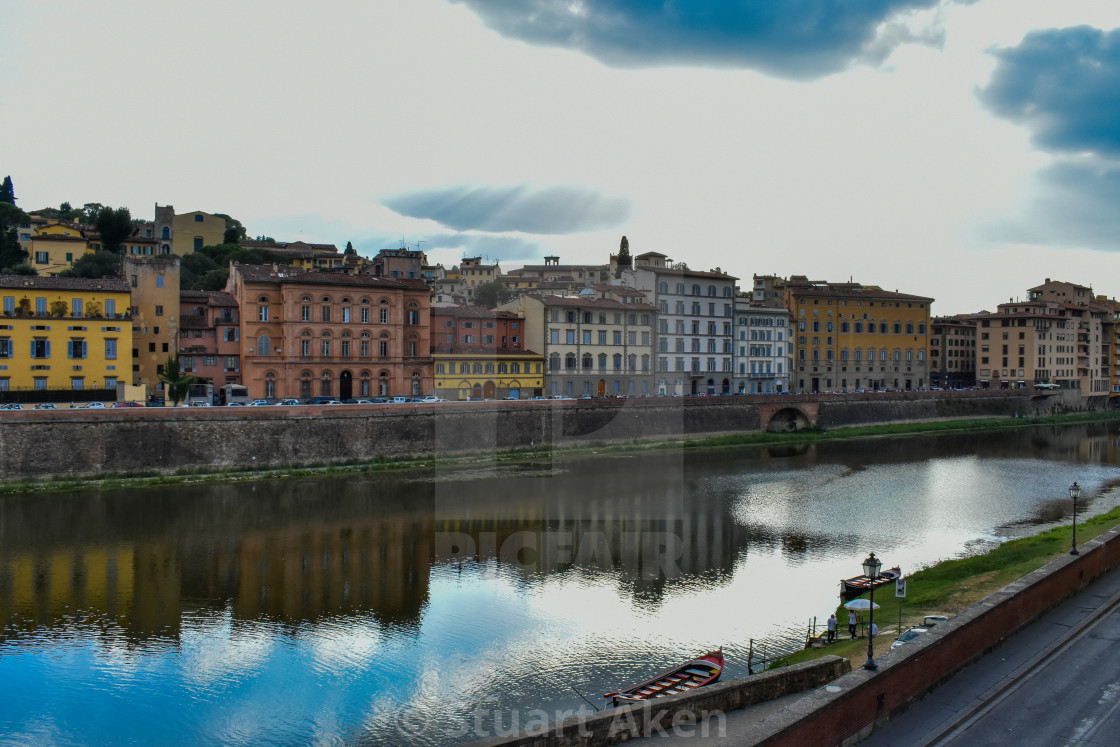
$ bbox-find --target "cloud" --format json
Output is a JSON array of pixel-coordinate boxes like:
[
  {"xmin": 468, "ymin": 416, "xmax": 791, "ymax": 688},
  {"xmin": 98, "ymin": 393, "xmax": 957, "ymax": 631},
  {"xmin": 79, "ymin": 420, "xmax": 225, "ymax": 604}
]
[
  {"xmin": 382, "ymin": 184, "xmax": 630, "ymax": 234},
  {"xmin": 978, "ymin": 26, "xmax": 1120, "ymax": 157},
  {"xmin": 450, "ymin": 0, "xmax": 955, "ymax": 80},
  {"xmin": 988, "ymin": 160, "xmax": 1120, "ymax": 251}
]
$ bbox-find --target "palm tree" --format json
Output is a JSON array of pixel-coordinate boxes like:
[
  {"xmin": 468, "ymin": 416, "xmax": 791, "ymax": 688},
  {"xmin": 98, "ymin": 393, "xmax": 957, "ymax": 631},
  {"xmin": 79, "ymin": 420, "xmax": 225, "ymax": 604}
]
[{"xmin": 158, "ymin": 355, "xmax": 198, "ymax": 406}]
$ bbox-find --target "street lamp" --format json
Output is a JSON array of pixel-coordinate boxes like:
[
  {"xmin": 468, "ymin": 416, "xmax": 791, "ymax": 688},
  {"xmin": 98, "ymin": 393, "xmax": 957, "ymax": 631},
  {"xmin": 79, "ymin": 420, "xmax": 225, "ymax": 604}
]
[
  {"xmin": 1069, "ymin": 481, "xmax": 1081, "ymax": 556},
  {"xmin": 862, "ymin": 552, "xmax": 882, "ymax": 671}
]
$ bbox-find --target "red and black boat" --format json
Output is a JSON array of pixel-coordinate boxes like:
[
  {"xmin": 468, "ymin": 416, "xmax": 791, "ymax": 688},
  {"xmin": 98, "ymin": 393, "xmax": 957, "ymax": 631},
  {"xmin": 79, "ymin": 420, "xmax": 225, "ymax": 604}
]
[
  {"xmin": 604, "ymin": 651, "xmax": 724, "ymax": 707},
  {"xmin": 840, "ymin": 566, "xmax": 901, "ymax": 598}
]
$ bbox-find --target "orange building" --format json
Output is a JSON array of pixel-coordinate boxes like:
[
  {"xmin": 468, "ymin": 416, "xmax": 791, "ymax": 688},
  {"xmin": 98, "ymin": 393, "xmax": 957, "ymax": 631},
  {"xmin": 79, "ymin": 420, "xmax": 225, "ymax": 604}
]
[{"xmin": 228, "ymin": 264, "xmax": 432, "ymax": 400}]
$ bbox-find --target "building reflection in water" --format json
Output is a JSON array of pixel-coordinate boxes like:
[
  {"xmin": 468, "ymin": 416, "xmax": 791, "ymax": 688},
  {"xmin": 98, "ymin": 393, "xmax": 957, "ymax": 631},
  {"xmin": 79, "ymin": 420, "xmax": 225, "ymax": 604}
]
[{"xmin": 1, "ymin": 422, "xmax": 1117, "ymax": 647}]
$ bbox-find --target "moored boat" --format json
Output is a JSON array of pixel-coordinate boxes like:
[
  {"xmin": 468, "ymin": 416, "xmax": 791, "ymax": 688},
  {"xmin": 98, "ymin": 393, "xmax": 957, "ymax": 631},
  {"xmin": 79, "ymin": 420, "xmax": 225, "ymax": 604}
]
[
  {"xmin": 604, "ymin": 651, "xmax": 724, "ymax": 707},
  {"xmin": 841, "ymin": 566, "xmax": 901, "ymax": 597}
]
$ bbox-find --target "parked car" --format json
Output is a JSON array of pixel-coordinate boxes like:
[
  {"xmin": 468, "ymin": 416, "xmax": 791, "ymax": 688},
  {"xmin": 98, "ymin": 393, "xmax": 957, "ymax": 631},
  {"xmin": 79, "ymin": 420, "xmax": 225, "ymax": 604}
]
[
  {"xmin": 247, "ymin": 399, "xmax": 270, "ymax": 406},
  {"xmin": 343, "ymin": 399, "xmax": 376, "ymax": 405},
  {"xmin": 34, "ymin": 403, "xmax": 57, "ymax": 409},
  {"xmin": 226, "ymin": 402, "xmax": 246, "ymax": 407},
  {"xmin": 85, "ymin": 402, "xmax": 106, "ymax": 409},
  {"xmin": 307, "ymin": 396, "xmax": 339, "ymax": 405},
  {"xmin": 890, "ymin": 626, "xmax": 929, "ymax": 651},
  {"xmin": 1, "ymin": 403, "xmax": 23, "ymax": 410},
  {"xmin": 277, "ymin": 399, "xmax": 301, "ymax": 406},
  {"xmin": 418, "ymin": 396, "xmax": 444, "ymax": 403},
  {"xmin": 188, "ymin": 401, "xmax": 212, "ymax": 407},
  {"xmin": 111, "ymin": 401, "xmax": 143, "ymax": 408}
]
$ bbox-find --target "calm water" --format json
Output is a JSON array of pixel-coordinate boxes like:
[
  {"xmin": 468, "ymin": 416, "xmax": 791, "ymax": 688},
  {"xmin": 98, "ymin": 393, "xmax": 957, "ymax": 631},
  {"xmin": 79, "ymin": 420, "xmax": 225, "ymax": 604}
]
[{"xmin": 3, "ymin": 423, "xmax": 1120, "ymax": 745}]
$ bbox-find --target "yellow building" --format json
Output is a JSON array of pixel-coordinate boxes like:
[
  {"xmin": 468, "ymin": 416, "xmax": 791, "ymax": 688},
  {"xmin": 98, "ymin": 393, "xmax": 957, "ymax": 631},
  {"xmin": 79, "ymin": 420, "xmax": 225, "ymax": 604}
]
[
  {"xmin": 433, "ymin": 352, "xmax": 544, "ymax": 400},
  {"xmin": 785, "ymin": 276, "xmax": 934, "ymax": 392},
  {"xmin": 168, "ymin": 209, "xmax": 226, "ymax": 255},
  {"xmin": 28, "ymin": 222, "xmax": 93, "ymax": 276},
  {"xmin": 0, "ymin": 275, "xmax": 132, "ymax": 393},
  {"xmin": 123, "ymin": 256, "xmax": 180, "ymax": 392}
]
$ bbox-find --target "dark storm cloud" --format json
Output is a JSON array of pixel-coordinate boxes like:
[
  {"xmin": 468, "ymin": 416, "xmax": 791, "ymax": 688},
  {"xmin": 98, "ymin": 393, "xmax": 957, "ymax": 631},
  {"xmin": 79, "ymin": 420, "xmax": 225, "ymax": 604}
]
[
  {"xmin": 382, "ymin": 185, "xmax": 630, "ymax": 234},
  {"xmin": 451, "ymin": 0, "xmax": 955, "ymax": 80},
  {"xmin": 990, "ymin": 161, "xmax": 1120, "ymax": 250},
  {"xmin": 979, "ymin": 26, "xmax": 1120, "ymax": 157}
]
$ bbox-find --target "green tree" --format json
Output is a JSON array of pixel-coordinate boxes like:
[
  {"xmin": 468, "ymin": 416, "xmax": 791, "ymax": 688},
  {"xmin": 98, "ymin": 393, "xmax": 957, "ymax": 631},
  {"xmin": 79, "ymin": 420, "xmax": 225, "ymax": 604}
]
[
  {"xmin": 59, "ymin": 201, "xmax": 74, "ymax": 220},
  {"xmin": 0, "ymin": 176, "xmax": 14, "ymax": 204},
  {"xmin": 344, "ymin": 241, "xmax": 356, "ymax": 255},
  {"xmin": 95, "ymin": 206, "xmax": 132, "ymax": 253},
  {"xmin": 60, "ymin": 250, "xmax": 122, "ymax": 279},
  {"xmin": 180, "ymin": 251, "xmax": 220, "ymax": 289},
  {"xmin": 79, "ymin": 203, "xmax": 104, "ymax": 224},
  {"xmin": 215, "ymin": 213, "xmax": 246, "ymax": 245},
  {"xmin": 5, "ymin": 263, "xmax": 36, "ymax": 276},
  {"xmin": 0, "ymin": 201, "xmax": 30, "ymax": 271},
  {"xmin": 472, "ymin": 280, "xmax": 513, "ymax": 309},
  {"xmin": 197, "ymin": 268, "xmax": 230, "ymax": 291},
  {"xmin": 158, "ymin": 355, "xmax": 199, "ymax": 406}
]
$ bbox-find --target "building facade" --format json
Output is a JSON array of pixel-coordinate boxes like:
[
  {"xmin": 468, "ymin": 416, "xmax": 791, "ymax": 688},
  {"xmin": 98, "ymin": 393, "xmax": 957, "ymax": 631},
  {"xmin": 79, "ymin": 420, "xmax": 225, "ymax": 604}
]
[
  {"xmin": 430, "ymin": 306, "xmax": 542, "ymax": 400},
  {"xmin": 930, "ymin": 316, "xmax": 976, "ymax": 388},
  {"xmin": 785, "ymin": 277, "xmax": 934, "ymax": 392},
  {"xmin": 178, "ymin": 289, "xmax": 242, "ymax": 397},
  {"xmin": 0, "ymin": 275, "xmax": 132, "ymax": 394},
  {"xmin": 228, "ymin": 264, "xmax": 432, "ymax": 400},
  {"xmin": 123, "ymin": 255, "xmax": 180, "ymax": 393},
  {"xmin": 514, "ymin": 289, "xmax": 656, "ymax": 397},
  {"xmin": 28, "ymin": 222, "xmax": 91, "ymax": 276},
  {"xmin": 617, "ymin": 252, "xmax": 737, "ymax": 396},
  {"xmin": 733, "ymin": 297, "xmax": 793, "ymax": 394}
]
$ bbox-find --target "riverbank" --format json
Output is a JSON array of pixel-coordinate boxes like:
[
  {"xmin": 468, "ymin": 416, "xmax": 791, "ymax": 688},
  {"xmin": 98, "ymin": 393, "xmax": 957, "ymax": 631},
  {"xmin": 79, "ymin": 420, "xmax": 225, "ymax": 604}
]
[
  {"xmin": 778, "ymin": 502, "xmax": 1120, "ymax": 669},
  {"xmin": 2, "ymin": 409, "xmax": 1118, "ymax": 496}
]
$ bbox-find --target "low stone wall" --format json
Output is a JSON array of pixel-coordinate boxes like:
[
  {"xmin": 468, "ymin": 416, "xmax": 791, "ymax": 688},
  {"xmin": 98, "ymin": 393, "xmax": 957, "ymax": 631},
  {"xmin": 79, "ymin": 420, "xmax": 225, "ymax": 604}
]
[
  {"xmin": 465, "ymin": 656, "xmax": 851, "ymax": 747},
  {"xmin": 0, "ymin": 393, "xmax": 1085, "ymax": 482},
  {"xmin": 739, "ymin": 523, "xmax": 1120, "ymax": 746}
]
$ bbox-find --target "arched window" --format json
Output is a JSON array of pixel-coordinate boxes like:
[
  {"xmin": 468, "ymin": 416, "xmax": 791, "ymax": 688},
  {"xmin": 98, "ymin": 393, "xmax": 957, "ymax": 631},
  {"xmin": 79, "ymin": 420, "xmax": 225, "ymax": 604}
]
[
  {"xmin": 906, "ymin": 322, "xmax": 914, "ymax": 334},
  {"xmin": 707, "ymin": 285, "xmax": 716, "ymax": 297},
  {"xmin": 893, "ymin": 349, "xmax": 902, "ymax": 361},
  {"xmin": 565, "ymin": 353, "xmax": 576, "ymax": 370},
  {"xmin": 257, "ymin": 335, "xmax": 270, "ymax": 356},
  {"xmin": 549, "ymin": 354, "xmax": 560, "ymax": 371},
  {"xmin": 676, "ymin": 283, "xmax": 685, "ymax": 294},
  {"xmin": 300, "ymin": 371, "xmax": 312, "ymax": 399},
  {"xmin": 583, "ymin": 354, "xmax": 593, "ymax": 370},
  {"xmin": 840, "ymin": 348, "xmax": 849, "ymax": 361},
  {"xmin": 264, "ymin": 372, "xmax": 276, "ymax": 399},
  {"xmin": 691, "ymin": 284, "xmax": 701, "ymax": 296}
]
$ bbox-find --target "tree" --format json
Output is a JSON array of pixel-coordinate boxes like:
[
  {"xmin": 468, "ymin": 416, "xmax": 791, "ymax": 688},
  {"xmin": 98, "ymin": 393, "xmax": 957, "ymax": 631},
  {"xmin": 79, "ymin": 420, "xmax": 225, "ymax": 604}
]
[
  {"xmin": 159, "ymin": 355, "xmax": 199, "ymax": 406},
  {"xmin": 94, "ymin": 206, "xmax": 132, "ymax": 253},
  {"xmin": 472, "ymin": 280, "xmax": 513, "ymax": 309},
  {"xmin": 0, "ymin": 176, "xmax": 14, "ymax": 205},
  {"xmin": 60, "ymin": 250, "xmax": 122, "ymax": 279},
  {"xmin": 0, "ymin": 201, "xmax": 30, "ymax": 271},
  {"xmin": 5, "ymin": 263, "xmax": 36, "ymax": 276},
  {"xmin": 59, "ymin": 201, "xmax": 74, "ymax": 221},
  {"xmin": 197, "ymin": 268, "xmax": 229, "ymax": 291},
  {"xmin": 344, "ymin": 241, "xmax": 356, "ymax": 255},
  {"xmin": 180, "ymin": 251, "xmax": 220, "ymax": 289},
  {"xmin": 215, "ymin": 213, "xmax": 246, "ymax": 245}
]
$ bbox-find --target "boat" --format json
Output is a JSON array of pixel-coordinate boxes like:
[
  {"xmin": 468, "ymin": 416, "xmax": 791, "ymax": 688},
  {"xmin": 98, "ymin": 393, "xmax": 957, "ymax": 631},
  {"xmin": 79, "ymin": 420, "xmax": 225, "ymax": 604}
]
[
  {"xmin": 841, "ymin": 567, "xmax": 901, "ymax": 598},
  {"xmin": 603, "ymin": 651, "xmax": 724, "ymax": 707}
]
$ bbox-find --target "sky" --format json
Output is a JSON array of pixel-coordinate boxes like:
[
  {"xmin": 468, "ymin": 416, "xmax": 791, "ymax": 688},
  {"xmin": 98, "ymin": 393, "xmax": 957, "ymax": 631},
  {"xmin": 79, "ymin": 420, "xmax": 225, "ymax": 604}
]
[{"xmin": 2, "ymin": 0, "xmax": 1120, "ymax": 314}]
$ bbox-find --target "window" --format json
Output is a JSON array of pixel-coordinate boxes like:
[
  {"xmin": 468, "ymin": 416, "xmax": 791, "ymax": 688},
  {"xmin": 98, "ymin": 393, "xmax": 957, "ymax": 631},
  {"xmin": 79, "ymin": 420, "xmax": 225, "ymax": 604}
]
[
  {"xmin": 31, "ymin": 339, "xmax": 50, "ymax": 358},
  {"xmin": 72, "ymin": 298, "xmax": 83, "ymax": 318},
  {"xmin": 258, "ymin": 335, "xmax": 271, "ymax": 356},
  {"xmin": 0, "ymin": 339, "xmax": 9, "ymax": 357},
  {"xmin": 105, "ymin": 339, "xmax": 117, "ymax": 359},
  {"xmin": 155, "ymin": 305, "xmax": 163, "ymax": 317},
  {"xmin": 258, "ymin": 305, "xmax": 268, "ymax": 322},
  {"xmin": 194, "ymin": 237, "xmax": 203, "ymax": 251},
  {"xmin": 321, "ymin": 305, "xmax": 331, "ymax": 322},
  {"xmin": 194, "ymin": 214, "xmax": 204, "ymax": 222},
  {"xmin": 155, "ymin": 275, "xmax": 164, "ymax": 288},
  {"xmin": 408, "ymin": 310, "xmax": 419, "ymax": 325},
  {"xmin": 321, "ymin": 340, "xmax": 331, "ymax": 357},
  {"xmin": 379, "ymin": 307, "xmax": 388, "ymax": 324}
]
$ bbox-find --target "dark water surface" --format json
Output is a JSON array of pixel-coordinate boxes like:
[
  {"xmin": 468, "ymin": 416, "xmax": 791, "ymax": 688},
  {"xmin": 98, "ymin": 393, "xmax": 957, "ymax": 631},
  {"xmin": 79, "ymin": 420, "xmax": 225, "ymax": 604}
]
[{"xmin": 3, "ymin": 423, "xmax": 1120, "ymax": 745}]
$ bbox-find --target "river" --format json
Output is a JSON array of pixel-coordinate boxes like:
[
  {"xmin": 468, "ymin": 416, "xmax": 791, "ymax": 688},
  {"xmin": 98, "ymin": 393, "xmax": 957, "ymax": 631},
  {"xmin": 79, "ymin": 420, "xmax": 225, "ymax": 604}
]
[{"xmin": 2, "ymin": 422, "xmax": 1120, "ymax": 745}]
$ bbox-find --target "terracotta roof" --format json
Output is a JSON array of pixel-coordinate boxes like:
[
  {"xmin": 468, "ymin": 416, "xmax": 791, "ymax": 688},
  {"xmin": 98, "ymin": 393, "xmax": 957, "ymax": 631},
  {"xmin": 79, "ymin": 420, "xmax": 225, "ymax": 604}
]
[
  {"xmin": 431, "ymin": 306, "xmax": 520, "ymax": 320},
  {"xmin": 789, "ymin": 283, "xmax": 933, "ymax": 303},
  {"xmin": 235, "ymin": 264, "xmax": 427, "ymax": 290},
  {"xmin": 0, "ymin": 275, "xmax": 129, "ymax": 292},
  {"xmin": 537, "ymin": 294, "xmax": 656, "ymax": 311},
  {"xmin": 588, "ymin": 284, "xmax": 648, "ymax": 297},
  {"xmin": 180, "ymin": 289, "xmax": 237, "ymax": 307},
  {"xmin": 179, "ymin": 314, "xmax": 210, "ymax": 330}
]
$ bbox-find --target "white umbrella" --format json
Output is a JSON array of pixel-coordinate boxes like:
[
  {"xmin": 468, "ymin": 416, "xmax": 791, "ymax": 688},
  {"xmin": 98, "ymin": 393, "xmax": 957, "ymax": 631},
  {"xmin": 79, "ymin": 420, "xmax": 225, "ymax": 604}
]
[{"xmin": 844, "ymin": 599, "xmax": 881, "ymax": 611}]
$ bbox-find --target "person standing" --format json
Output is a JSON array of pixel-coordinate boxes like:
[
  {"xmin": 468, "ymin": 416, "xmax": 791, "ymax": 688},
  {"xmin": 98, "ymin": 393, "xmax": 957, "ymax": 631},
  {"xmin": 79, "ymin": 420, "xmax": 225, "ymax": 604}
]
[
  {"xmin": 848, "ymin": 610, "xmax": 858, "ymax": 639},
  {"xmin": 827, "ymin": 613, "xmax": 837, "ymax": 644}
]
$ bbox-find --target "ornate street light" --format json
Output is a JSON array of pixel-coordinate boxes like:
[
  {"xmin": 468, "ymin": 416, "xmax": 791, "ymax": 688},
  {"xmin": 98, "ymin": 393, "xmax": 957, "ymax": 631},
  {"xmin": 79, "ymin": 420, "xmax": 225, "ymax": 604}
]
[
  {"xmin": 862, "ymin": 552, "xmax": 882, "ymax": 671},
  {"xmin": 1069, "ymin": 481, "xmax": 1081, "ymax": 556}
]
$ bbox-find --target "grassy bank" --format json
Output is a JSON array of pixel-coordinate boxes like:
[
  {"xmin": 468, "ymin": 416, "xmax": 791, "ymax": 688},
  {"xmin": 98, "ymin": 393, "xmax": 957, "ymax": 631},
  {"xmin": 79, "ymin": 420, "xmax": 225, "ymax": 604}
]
[
  {"xmin": 2, "ymin": 410, "xmax": 1118, "ymax": 496},
  {"xmin": 777, "ymin": 503, "xmax": 1120, "ymax": 669}
]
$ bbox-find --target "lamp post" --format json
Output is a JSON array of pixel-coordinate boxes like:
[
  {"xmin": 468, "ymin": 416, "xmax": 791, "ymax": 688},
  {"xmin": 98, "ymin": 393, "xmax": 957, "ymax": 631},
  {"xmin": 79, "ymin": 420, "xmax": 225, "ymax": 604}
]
[
  {"xmin": 1070, "ymin": 481, "xmax": 1081, "ymax": 556},
  {"xmin": 862, "ymin": 552, "xmax": 882, "ymax": 671}
]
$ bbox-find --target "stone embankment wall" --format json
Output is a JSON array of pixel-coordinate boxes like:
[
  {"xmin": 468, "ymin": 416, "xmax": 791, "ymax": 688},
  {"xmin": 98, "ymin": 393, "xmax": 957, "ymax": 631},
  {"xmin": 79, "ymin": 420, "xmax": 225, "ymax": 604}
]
[{"xmin": 0, "ymin": 392, "xmax": 1081, "ymax": 482}]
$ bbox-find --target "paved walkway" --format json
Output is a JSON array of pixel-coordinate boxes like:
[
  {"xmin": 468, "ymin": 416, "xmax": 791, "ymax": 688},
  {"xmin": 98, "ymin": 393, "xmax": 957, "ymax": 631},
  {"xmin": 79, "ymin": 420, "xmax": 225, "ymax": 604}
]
[{"xmin": 631, "ymin": 559, "xmax": 1120, "ymax": 745}]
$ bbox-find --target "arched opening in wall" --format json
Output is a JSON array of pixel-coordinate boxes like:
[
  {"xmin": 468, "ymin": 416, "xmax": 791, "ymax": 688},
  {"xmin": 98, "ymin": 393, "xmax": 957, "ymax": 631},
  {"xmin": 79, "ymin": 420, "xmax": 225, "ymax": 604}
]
[
  {"xmin": 483, "ymin": 380, "xmax": 496, "ymax": 399},
  {"xmin": 411, "ymin": 371, "xmax": 421, "ymax": 396},
  {"xmin": 706, "ymin": 378, "xmax": 715, "ymax": 395},
  {"xmin": 722, "ymin": 378, "xmax": 730, "ymax": 394},
  {"xmin": 378, "ymin": 371, "xmax": 389, "ymax": 396},
  {"xmin": 320, "ymin": 371, "xmax": 332, "ymax": 397},
  {"xmin": 264, "ymin": 372, "xmax": 276, "ymax": 399},
  {"xmin": 339, "ymin": 370, "xmax": 353, "ymax": 401},
  {"xmin": 597, "ymin": 379, "xmax": 605, "ymax": 397},
  {"xmin": 766, "ymin": 407, "xmax": 812, "ymax": 433},
  {"xmin": 472, "ymin": 383, "xmax": 483, "ymax": 399},
  {"xmin": 300, "ymin": 372, "xmax": 312, "ymax": 400}
]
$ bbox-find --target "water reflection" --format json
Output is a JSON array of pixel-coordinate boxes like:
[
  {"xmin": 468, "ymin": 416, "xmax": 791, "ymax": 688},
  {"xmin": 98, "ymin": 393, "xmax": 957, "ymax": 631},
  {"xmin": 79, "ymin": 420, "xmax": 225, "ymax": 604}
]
[{"xmin": 1, "ymin": 423, "xmax": 1119, "ymax": 745}]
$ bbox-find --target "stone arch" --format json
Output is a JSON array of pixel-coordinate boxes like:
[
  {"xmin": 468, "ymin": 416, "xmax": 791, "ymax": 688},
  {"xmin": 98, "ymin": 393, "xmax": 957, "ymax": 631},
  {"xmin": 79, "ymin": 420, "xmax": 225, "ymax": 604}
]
[{"xmin": 766, "ymin": 407, "xmax": 812, "ymax": 433}]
